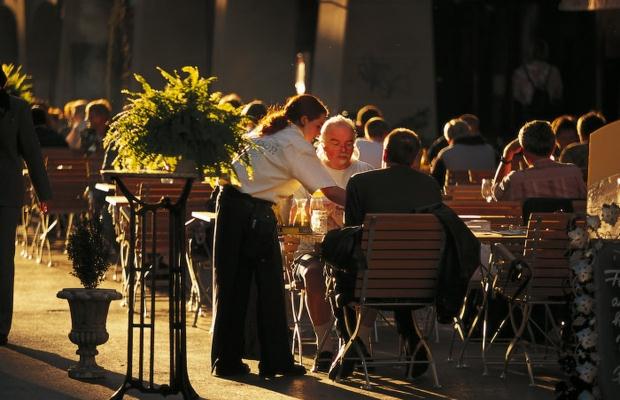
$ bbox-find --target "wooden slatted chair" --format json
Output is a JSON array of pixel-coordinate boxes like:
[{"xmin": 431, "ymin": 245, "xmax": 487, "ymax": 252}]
[
  {"xmin": 330, "ymin": 213, "xmax": 444, "ymax": 388},
  {"xmin": 445, "ymin": 169, "xmax": 494, "ymax": 186},
  {"xmin": 487, "ymin": 212, "xmax": 574, "ymax": 385},
  {"xmin": 30, "ymin": 150, "xmax": 90, "ymax": 265},
  {"xmin": 129, "ymin": 180, "xmax": 213, "ymax": 310}
]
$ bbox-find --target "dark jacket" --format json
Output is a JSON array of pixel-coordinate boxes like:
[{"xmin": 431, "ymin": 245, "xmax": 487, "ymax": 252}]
[
  {"xmin": 0, "ymin": 94, "xmax": 52, "ymax": 206},
  {"xmin": 416, "ymin": 202, "xmax": 480, "ymax": 322},
  {"xmin": 338, "ymin": 165, "xmax": 479, "ymax": 321}
]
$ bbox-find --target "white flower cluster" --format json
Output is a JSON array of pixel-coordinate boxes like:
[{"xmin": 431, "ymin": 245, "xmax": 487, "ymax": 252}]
[{"xmin": 562, "ymin": 203, "xmax": 620, "ymax": 399}]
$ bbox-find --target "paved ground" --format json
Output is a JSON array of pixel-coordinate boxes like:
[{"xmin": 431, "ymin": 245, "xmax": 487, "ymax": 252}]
[{"xmin": 0, "ymin": 243, "xmax": 560, "ymax": 399}]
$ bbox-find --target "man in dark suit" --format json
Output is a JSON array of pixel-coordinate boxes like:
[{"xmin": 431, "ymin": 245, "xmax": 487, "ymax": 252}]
[
  {"xmin": 332, "ymin": 128, "xmax": 443, "ymax": 378},
  {"xmin": 0, "ymin": 69, "xmax": 52, "ymax": 345}
]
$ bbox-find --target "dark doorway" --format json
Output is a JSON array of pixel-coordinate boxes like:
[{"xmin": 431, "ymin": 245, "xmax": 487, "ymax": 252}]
[{"xmin": 433, "ymin": 0, "xmax": 604, "ymax": 146}]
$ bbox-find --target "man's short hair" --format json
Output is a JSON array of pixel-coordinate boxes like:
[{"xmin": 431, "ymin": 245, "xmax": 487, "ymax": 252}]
[
  {"xmin": 443, "ymin": 118, "xmax": 471, "ymax": 142},
  {"xmin": 85, "ymin": 99, "xmax": 111, "ymax": 120},
  {"xmin": 31, "ymin": 106, "xmax": 47, "ymax": 126},
  {"xmin": 551, "ymin": 114, "xmax": 577, "ymax": 136},
  {"xmin": 241, "ymin": 100, "xmax": 267, "ymax": 123},
  {"xmin": 355, "ymin": 104, "xmax": 382, "ymax": 129},
  {"xmin": 384, "ymin": 128, "xmax": 421, "ymax": 166},
  {"xmin": 364, "ymin": 117, "xmax": 389, "ymax": 141},
  {"xmin": 459, "ymin": 113, "xmax": 479, "ymax": 134},
  {"xmin": 577, "ymin": 111, "xmax": 606, "ymax": 142},
  {"xmin": 518, "ymin": 120, "xmax": 555, "ymax": 156}
]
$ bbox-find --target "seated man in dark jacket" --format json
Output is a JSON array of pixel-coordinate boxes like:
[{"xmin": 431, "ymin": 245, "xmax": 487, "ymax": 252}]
[
  {"xmin": 328, "ymin": 128, "xmax": 480, "ymax": 379},
  {"xmin": 329, "ymin": 128, "xmax": 441, "ymax": 379}
]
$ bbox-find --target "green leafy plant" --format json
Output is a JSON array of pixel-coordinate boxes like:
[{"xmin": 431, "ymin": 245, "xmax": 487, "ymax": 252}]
[
  {"xmin": 105, "ymin": 66, "xmax": 251, "ymax": 177},
  {"xmin": 1, "ymin": 64, "xmax": 34, "ymax": 103},
  {"xmin": 66, "ymin": 216, "xmax": 111, "ymax": 289}
]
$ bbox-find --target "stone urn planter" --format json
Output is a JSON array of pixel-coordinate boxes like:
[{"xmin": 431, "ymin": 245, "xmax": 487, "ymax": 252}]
[
  {"xmin": 60, "ymin": 216, "xmax": 119, "ymax": 379},
  {"xmin": 57, "ymin": 288, "xmax": 121, "ymax": 379}
]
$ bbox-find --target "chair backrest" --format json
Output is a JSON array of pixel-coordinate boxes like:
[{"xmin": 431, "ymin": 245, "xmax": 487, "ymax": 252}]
[
  {"xmin": 42, "ymin": 148, "xmax": 89, "ymax": 212},
  {"xmin": 445, "ymin": 200, "xmax": 522, "ymax": 228},
  {"xmin": 135, "ymin": 180, "xmax": 213, "ymax": 264},
  {"xmin": 443, "ymin": 184, "xmax": 483, "ymax": 201},
  {"xmin": 523, "ymin": 212, "xmax": 574, "ymax": 300},
  {"xmin": 521, "ymin": 197, "xmax": 574, "ymax": 226},
  {"xmin": 356, "ymin": 213, "xmax": 444, "ymax": 302},
  {"xmin": 446, "ymin": 169, "xmax": 494, "ymax": 186}
]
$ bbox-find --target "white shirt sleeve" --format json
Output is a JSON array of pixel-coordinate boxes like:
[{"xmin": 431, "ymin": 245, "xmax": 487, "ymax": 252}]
[{"xmin": 283, "ymin": 137, "xmax": 336, "ymax": 194}]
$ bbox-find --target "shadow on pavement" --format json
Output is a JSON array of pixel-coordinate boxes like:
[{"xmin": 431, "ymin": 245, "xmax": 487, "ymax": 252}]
[
  {"xmin": 215, "ymin": 372, "xmax": 378, "ymax": 400},
  {"xmin": 6, "ymin": 343, "xmax": 126, "ymax": 392},
  {"xmin": 0, "ymin": 370, "xmax": 83, "ymax": 400}
]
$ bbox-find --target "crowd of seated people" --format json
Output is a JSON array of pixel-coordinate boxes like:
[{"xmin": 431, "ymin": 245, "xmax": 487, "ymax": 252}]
[{"xmin": 24, "ymin": 86, "xmax": 607, "ymax": 384}]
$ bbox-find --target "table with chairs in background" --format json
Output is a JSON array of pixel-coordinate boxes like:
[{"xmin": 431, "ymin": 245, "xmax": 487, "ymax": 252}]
[{"xmin": 16, "ymin": 156, "xmax": 585, "ymax": 390}]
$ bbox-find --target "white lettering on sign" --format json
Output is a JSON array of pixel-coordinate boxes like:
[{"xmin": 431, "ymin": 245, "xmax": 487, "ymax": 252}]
[
  {"xmin": 614, "ymin": 312, "xmax": 620, "ymax": 328},
  {"xmin": 614, "ymin": 297, "xmax": 620, "ymax": 308},
  {"xmin": 614, "ymin": 365, "xmax": 620, "ymax": 384},
  {"xmin": 605, "ymin": 269, "xmax": 620, "ymax": 288},
  {"xmin": 616, "ymin": 334, "xmax": 620, "ymax": 344}
]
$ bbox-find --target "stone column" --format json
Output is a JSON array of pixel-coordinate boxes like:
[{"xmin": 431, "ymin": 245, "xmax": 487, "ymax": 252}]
[
  {"xmin": 131, "ymin": 0, "xmax": 210, "ymax": 88},
  {"xmin": 210, "ymin": 0, "xmax": 298, "ymax": 104},
  {"xmin": 313, "ymin": 0, "xmax": 438, "ymax": 141},
  {"xmin": 311, "ymin": 0, "xmax": 349, "ymax": 112}
]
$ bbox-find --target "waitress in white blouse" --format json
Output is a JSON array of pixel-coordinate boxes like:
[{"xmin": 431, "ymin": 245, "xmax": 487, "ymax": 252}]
[{"xmin": 210, "ymin": 94, "xmax": 345, "ymax": 378}]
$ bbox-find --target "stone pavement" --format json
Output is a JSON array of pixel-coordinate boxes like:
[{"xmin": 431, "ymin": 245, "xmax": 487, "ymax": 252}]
[{"xmin": 0, "ymin": 245, "xmax": 559, "ymax": 399}]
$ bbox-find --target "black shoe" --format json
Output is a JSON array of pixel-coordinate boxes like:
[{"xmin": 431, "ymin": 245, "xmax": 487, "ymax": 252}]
[
  {"xmin": 312, "ymin": 351, "xmax": 334, "ymax": 373},
  {"xmin": 0, "ymin": 334, "xmax": 7, "ymax": 346},
  {"xmin": 259, "ymin": 364, "xmax": 306, "ymax": 378},
  {"xmin": 212, "ymin": 361, "xmax": 250, "ymax": 377}
]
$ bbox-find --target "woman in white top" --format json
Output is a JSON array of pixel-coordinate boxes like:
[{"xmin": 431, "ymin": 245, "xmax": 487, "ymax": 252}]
[{"xmin": 211, "ymin": 94, "xmax": 345, "ymax": 378}]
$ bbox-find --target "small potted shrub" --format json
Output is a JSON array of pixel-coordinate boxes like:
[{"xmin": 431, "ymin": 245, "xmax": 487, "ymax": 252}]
[{"xmin": 57, "ymin": 216, "xmax": 121, "ymax": 379}]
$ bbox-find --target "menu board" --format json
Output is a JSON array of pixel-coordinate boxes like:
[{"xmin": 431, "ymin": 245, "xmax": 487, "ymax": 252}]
[{"xmin": 596, "ymin": 241, "xmax": 620, "ymax": 399}]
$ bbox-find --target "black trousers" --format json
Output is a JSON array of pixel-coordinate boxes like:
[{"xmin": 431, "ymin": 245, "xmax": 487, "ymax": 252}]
[
  {"xmin": 0, "ymin": 207, "xmax": 21, "ymax": 336},
  {"xmin": 210, "ymin": 186, "xmax": 293, "ymax": 370}
]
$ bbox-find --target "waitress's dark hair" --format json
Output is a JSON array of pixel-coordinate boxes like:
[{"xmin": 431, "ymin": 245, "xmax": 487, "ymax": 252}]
[
  {"xmin": 0, "ymin": 68, "xmax": 6, "ymax": 88},
  {"xmin": 260, "ymin": 94, "xmax": 328, "ymax": 135}
]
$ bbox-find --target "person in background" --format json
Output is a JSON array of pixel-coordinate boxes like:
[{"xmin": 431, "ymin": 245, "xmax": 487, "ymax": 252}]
[
  {"xmin": 431, "ymin": 117, "xmax": 496, "ymax": 186},
  {"xmin": 492, "ymin": 120, "xmax": 586, "ymax": 201},
  {"xmin": 241, "ymin": 100, "xmax": 268, "ymax": 135},
  {"xmin": 551, "ymin": 115, "xmax": 579, "ymax": 158},
  {"xmin": 211, "ymin": 94, "xmax": 345, "ymax": 378},
  {"xmin": 354, "ymin": 116, "xmax": 388, "ymax": 169},
  {"xmin": 0, "ymin": 69, "xmax": 52, "ymax": 346},
  {"xmin": 427, "ymin": 113, "xmax": 486, "ymax": 165},
  {"xmin": 354, "ymin": 104, "xmax": 382, "ymax": 138},
  {"xmin": 47, "ymin": 106, "xmax": 65, "ymax": 134},
  {"xmin": 63, "ymin": 99, "xmax": 88, "ymax": 145},
  {"xmin": 78, "ymin": 99, "xmax": 112, "ymax": 156},
  {"xmin": 559, "ymin": 111, "xmax": 607, "ymax": 182},
  {"xmin": 512, "ymin": 39, "xmax": 563, "ymax": 124},
  {"xmin": 219, "ymin": 93, "xmax": 243, "ymax": 109},
  {"xmin": 31, "ymin": 106, "xmax": 68, "ymax": 148}
]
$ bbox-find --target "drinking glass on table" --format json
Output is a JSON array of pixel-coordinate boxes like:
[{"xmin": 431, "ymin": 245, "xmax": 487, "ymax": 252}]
[{"xmin": 480, "ymin": 178, "xmax": 494, "ymax": 203}]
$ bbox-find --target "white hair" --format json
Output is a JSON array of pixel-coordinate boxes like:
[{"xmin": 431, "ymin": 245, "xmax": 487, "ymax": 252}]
[{"xmin": 316, "ymin": 115, "xmax": 359, "ymax": 162}]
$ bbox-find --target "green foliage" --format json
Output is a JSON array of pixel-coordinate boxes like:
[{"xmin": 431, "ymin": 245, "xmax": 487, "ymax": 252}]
[
  {"xmin": 105, "ymin": 66, "xmax": 251, "ymax": 177},
  {"xmin": 66, "ymin": 216, "xmax": 111, "ymax": 289},
  {"xmin": 1, "ymin": 64, "xmax": 34, "ymax": 103}
]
